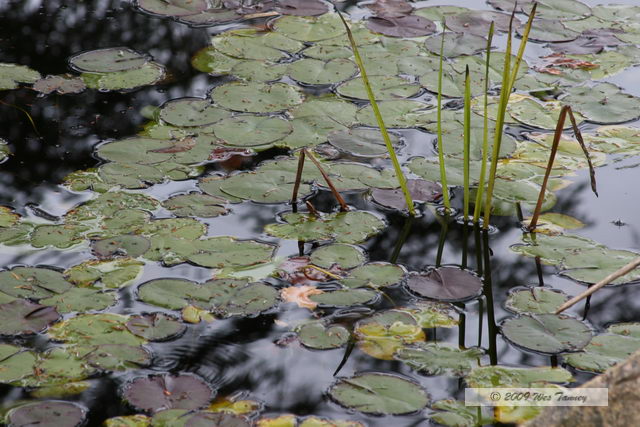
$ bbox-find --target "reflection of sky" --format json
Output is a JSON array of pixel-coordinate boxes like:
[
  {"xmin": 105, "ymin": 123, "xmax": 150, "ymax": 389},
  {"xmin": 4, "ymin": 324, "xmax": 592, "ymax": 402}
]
[{"xmin": 1, "ymin": 0, "xmax": 640, "ymax": 424}]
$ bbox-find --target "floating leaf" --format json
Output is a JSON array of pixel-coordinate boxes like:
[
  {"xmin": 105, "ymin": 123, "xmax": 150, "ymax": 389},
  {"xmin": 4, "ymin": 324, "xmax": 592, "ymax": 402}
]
[
  {"xmin": 92, "ymin": 235, "xmax": 151, "ymax": 258},
  {"xmin": 367, "ymin": 15, "xmax": 436, "ymax": 38},
  {"xmin": 213, "ymin": 115, "xmax": 292, "ymax": 147},
  {"xmin": 522, "ymin": 213, "xmax": 585, "ymax": 235},
  {"xmin": 49, "ymin": 313, "xmax": 145, "ymax": 346},
  {"xmin": 104, "ymin": 415, "xmax": 151, "ymax": 427},
  {"xmin": 126, "ymin": 313, "xmax": 186, "ymax": 341},
  {"xmin": 340, "ymin": 262, "xmax": 404, "ymax": 289},
  {"xmin": 122, "ymin": 373, "xmax": 213, "ymax": 413},
  {"xmin": 336, "ymin": 75, "xmax": 420, "ymax": 101},
  {"xmin": 0, "ymin": 63, "xmax": 41, "ymax": 90},
  {"xmin": 446, "ymin": 11, "xmax": 517, "ymax": 36},
  {"xmin": 328, "ymin": 128, "xmax": 401, "ymax": 157},
  {"xmin": 272, "ymin": 14, "xmax": 346, "ymax": 42},
  {"xmin": 0, "ymin": 299, "xmax": 59, "ymax": 335},
  {"xmin": 211, "ymin": 82, "xmax": 303, "ymax": 113},
  {"xmin": 69, "ymin": 47, "xmax": 149, "ymax": 72},
  {"xmin": 505, "ymin": 287, "xmax": 570, "ymax": 314},
  {"xmin": 500, "ymin": 314, "xmax": 592, "ymax": 355},
  {"xmin": 354, "ymin": 310, "xmax": 424, "ymax": 360},
  {"xmin": 281, "ymin": 285, "xmax": 323, "ymax": 309},
  {"xmin": 65, "ymin": 258, "xmax": 144, "ymax": 289},
  {"xmin": 162, "ymin": 193, "xmax": 228, "ymax": 218},
  {"xmin": 563, "ymin": 333, "xmax": 640, "ymax": 373},
  {"xmin": 309, "ymin": 289, "xmax": 378, "ymax": 307},
  {"xmin": 40, "ymin": 288, "xmax": 117, "ymax": 314},
  {"xmin": 33, "ymin": 75, "xmax": 86, "ymax": 95},
  {"xmin": 6, "ymin": 401, "xmax": 87, "ymax": 427},
  {"xmin": 328, "ymin": 372, "xmax": 429, "ymax": 415},
  {"xmin": 82, "ymin": 62, "xmax": 166, "ymax": 91},
  {"xmin": 136, "ymin": 0, "xmax": 209, "ymax": 17},
  {"xmin": 310, "ymin": 244, "xmax": 366, "ymax": 270},
  {"xmin": 78, "ymin": 344, "xmax": 152, "ymax": 371},
  {"xmin": 607, "ymin": 322, "xmax": 640, "ymax": 338},
  {"xmin": 287, "ymin": 58, "xmax": 357, "ymax": 85},
  {"xmin": 356, "ymin": 100, "xmax": 432, "ymax": 128},
  {"xmin": 466, "ymin": 365, "xmax": 574, "ymax": 388},
  {"xmin": 0, "ymin": 344, "xmax": 37, "ymax": 383},
  {"xmin": 424, "ymin": 32, "xmax": 487, "ymax": 57},
  {"xmin": 395, "ymin": 343, "xmax": 483, "ymax": 376},
  {"xmin": 31, "ymin": 224, "xmax": 88, "ymax": 249},
  {"xmin": 399, "ymin": 301, "xmax": 459, "ymax": 328},
  {"xmin": 159, "ymin": 97, "xmax": 228, "ymax": 127},
  {"xmin": 0, "ymin": 267, "xmax": 71, "ymax": 299},
  {"xmin": 562, "ymin": 82, "xmax": 640, "ymax": 124},
  {"xmin": 297, "ymin": 322, "xmax": 350, "ymax": 349},
  {"xmin": 488, "ymin": 0, "xmax": 592, "ymax": 21},
  {"xmin": 265, "ymin": 211, "xmax": 386, "ymax": 244},
  {"xmin": 371, "ymin": 179, "xmax": 441, "ymax": 211},
  {"xmin": 406, "ymin": 267, "xmax": 482, "ymax": 302},
  {"xmin": 211, "ymin": 29, "xmax": 299, "ymax": 61},
  {"xmin": 429, "ymin": 399, "xmax": 494, "ymax": 427}
]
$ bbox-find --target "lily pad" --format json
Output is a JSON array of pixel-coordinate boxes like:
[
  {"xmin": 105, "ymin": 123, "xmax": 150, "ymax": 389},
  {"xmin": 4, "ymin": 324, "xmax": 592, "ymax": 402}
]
[
  {"xmin": 309, "ymin": 289, "xmax": 378, "ymax": 307},
  {"xmin": 211, "ymin": 82, "xmax": 303, "ymax": 113},
  {"xmin": 424, "ymin": 32, "xmax": 487, "ymax": 57},
  {"xmin": 212, "ymin": 115, "xmax": 292, "ymax": 147},
  {"xmin": 371, "ymin": 179, "xmax": 441, "ymax": 211},
  {"xmin": 219, "ymin": 170, "xmax": 311, "ymax": 204},
  {"xmin": 206, "ymin": 279, "xmax": 279, "ymax": 317},
  {"xmin": 92, "ymin": 235, "xmax": 152, "ymax": 258},
  {"xmin": 400, "ymin": 301, "xmax": 459, "ymax": 328},
  {"xmin": 33, "ymin": 75, "xmax": 86, "ymax": 95},
  {"xmin": 122, "ymin": 373, "xmax": 213, "ymax": 413},
  {"xmin": 561, "ymin": 82, "xmax": 640, "ymax": 124},
  {"xmin": 162, "ymin": 193, "xmax": 228, "ymax": 218},
  {"xmin": 0, "ymin": 344, "xmax": 37, "ymax": 383},
  {"xmin": 309, "ymin": 243, "xmax": 366, "ymax": 270},
  {"xmin": 336, "ymin": 75, "xmax": 420, "ymax": 101},
  {"xmin": 367, "ymin": 15, "xmax": 436, "ymax": 38},
  {"xmin": 406, "ymin": 267, "xmax": 482, "ymax": 302},
  {"xmin": 446, "ymin": 11, "xmax": 517, "ymax": 36},
  {"xmin": 466, "ymin": 365, "xmax": 574, "ymax": 387},
  {"xmin": 0, "ymin": 267, "xmax": 71, "ymax": 299},
  {"xmin": 211, "ymin": 29, "xmax": 301, "ymax": 61},
  {"xmin": 563, "ymin": 333, "xmax": 640, "ymax": 373},
  {"xmin": 82, "ymin": 62, "xmax": 166, "ymax": 91},
  {"xmin": 30, "ymin": 224, "xmax": 88, "ymax": 249},
  {"xmin": 0, "ymin": 63, "xmax": 41, "ymax": 90},
  {"xmin": 354, "ymin": 310, "xmax": 424, "ymax": 360},
  {"xmin": 395, "ymin": 342, "xmax": 483, "ymax": 376},
  {"xmin": 500, "ymin": 314, "xmax": 592, "ymax": 355},
  {"xmin": 266, "ymin": 211, "xmax": 385, "ymax": 244},
  {"xmin": 488, "ymin": 0, "xmax": 592, "ymax": 21},
  {"xmin": 65, "ymin": 258, "xmax": 144, "ymax": 289},
  {"xmin": 429, "ymin": 399, "xmax": 494, "ymax": 427},
  {"xmin": 505, "ymin": 286, "xmax": 570, "ymax": 314},
  {"xmin": 79, "ymin": 344, "xmax": 152, "ymax": 371},
  {"xmin": 297, "ymin": 322, "xmax": 350, "ymax": 350},
  {"xmin": 327, "ymin": 128, "xmax": 401, "ymax": 157},
  {"xmin": 49, "ymin": 313, "xmax": 145, "ymax": 346},
  {"xmin": 328, "ymin": 372, "xmax": 429, "ymax": 415},
  {"xmin": 40, "ymin": 288, "xmax": 117, "ymax": 314},
  {"xmin": 271, "ymin": 14, "xmax": 346, "ymax": 42},
  {"xmin": 136, "ymin": 0, "xmax": 209, "ymax": 17},
  {"xmin": 356, "ymin": 100, "xmax": 433, "ymax": 128},
  {"xmin": 159, "ymin": 98, "xmax": 228, "ymax": 127},
  {"xmin": 340, "ymin": 262, "xmax": 405, "ymax": 289},
  {"xmin": 6, "ymin": 401, "xmax": 88, "ymax": 427},
  {"xmin": 287, "ymin": 58, "xmax": 357, "ymax": 85},
  {"xmin": 126, "ymin": 313, "xmax": 186, "ymax": 341},
  {"xmin": 69, "ymin": 47, "xmax": 149, "ymax": 73}
]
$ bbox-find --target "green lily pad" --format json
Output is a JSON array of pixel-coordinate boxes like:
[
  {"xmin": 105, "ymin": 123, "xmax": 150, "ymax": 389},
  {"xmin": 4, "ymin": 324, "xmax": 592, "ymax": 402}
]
[
  {"xmin": 466, "ymin": 365, "xmax": 574, "ymax": 387},
  {"xmin": 0, "ymin": 299, "xmax": 59, "ymax": 335},
  {"xmin": 406, "ymin": 267, "xmax": 483, "ymax": 302},
  {"xmin": 336, "ymin": 75, "xmax": 420, "ymax": 101},
  {"xmin": 424, "ymin": 32, "xmax": 487, "ymax": 57},
  {"xmin": 0, "ymin": 223, "xmax": 33, "ymax": 246},
  {"xmin": 122, "ymin": 373, "xmax": 213, "ymax": 413},
  {"xmin": 446, "ymin": 10, "xmax": 516, "ymax": 36},
  {"xmin": 137, "ymin": 278, "xmax": 211, "ymax": 310},
  {"xmin": 136, "ymin": 0, "xmax": 209, "ymax": 17},
  {"xmin": 309, "ymin": 288, "xmax": 378, "ymax": 307},
  {"xmin": 354, "ymin": 310, "xmax": 424, "ymax": 360},
  {"xmin": 219, "ymin": 170, "xmax": 311, "ymax": 204},
  {"xmin": 191, "ymin": 47, "xmax": 241, "ymax": 75},
  {"xmin": 104, "ymin": 415, "xmax": 151, "ymax": 427},
  {"xmin": 65, "ymin": 258, "xmax": 144, "ymax": 289},
  {"xmin": 563, "ymin": 334, "xmax": 640, "ymax": 373},
  {"xmin": 429, "ymin": 399, "xmax": 494, "ymax": 427},
  {"xmin": 399, "ymin": 301, "xmax": 459, "ymax": 328},
  {"xmin": 488, "ymin": 0, "xmax": 592, "ymax": 21},
  {"xmin": 272, "ymin": 14, "xmax": 346, "ymax": 42},
  {"xmin": 211, "ymin": 29, "xmax": 299, "ymax": 61},
  {"xmin": 0, "ymin": 267, "xmax": 72, "ymax": 299},
  {"xmin": 31, "ymin": 224, "xmax": 89, "ymax": 249},
  {"xmin": 327, "ymin": 128, "xmax": 401, "ymax": 157},
  {"xmin": 212, "ymin": 115, "xmax": 292, "ymax": 147},
  {"xmin": 371, "ymin": 179, "xmax": 442, "ymax": 211},
  {"xmin": 519, "ymin": 19, "xmax": 580, "ymax": 42},
  {"xmin": 77, "ymin": 344, "xmax": 152, "ymax": 371},
  {"xmin": 6, "ymin": 400, "xmax": 87, "ymax": 427},
  {"xmin": 48, "ymin": 313, "xmax": 146, "ymax": 346},
  {"xmin": 505, "ymin": 287, "xmax": 570, "ymax": 314},
  {"xmin": 92, "ymin": 235, "xmax": 152, "ymax": 258},
  {"xmin": 69, "ymin": 47, "xmax": 149, "ymax": 72},
  {"xmin": 231, "ymin": 60, "xmax": 287, "ymax": 82},
  {"xmin": 328, "ymin": 372, "xmax": 429, "ymax": 415},
  {"xmin": 265, "ymin": 211, "xmax": 386, "ymax": 244},
  {"xmin": 413, "ymin": 6, "xmax": 470, "ymax": 22},
  {"xmin": 287, "ymin": 58, "xmax": 357, "ymax": 85},
  {"xmin": 162, "ymin": 193, "xmax": 228, "ymax": 218},
  {"xmin": 340, "ymin": 262, "xmax": 405, "ymax": 289},
  {"xmin": 562, "ymin": 82, "xmax": 640, "ymax": 124},
  {"xmin": 82, "ymin": 62, "xmax": 166, "ymax": 91},
  {"xmin": 211, "ymin": 82, "xmax": 303, "ymax": 113},
  {"xmin": 507, "ymin": 96, "xmax": 583, "ymax": 130},
  {"xmin": 395, "ymin": 342, "xmax": 483, "ymax": 376},
  {"xmin": 607, "ymin": 322, "xmax": 640, "ymax": 338},
  {"xmin": 309, "ymin": 243, "xmax": 366, "ymax": 270},
  {"xmin": 183, "ymin": 237, "xmax": 275, "ymax": 269},
  {"xmin": 500, "ymin": 314, "xmax": 592, "ymax": 354},
  {"xmin": 40, "ymin": 288, "xmax": 117, "ymax": 314},
  {"xmin": 126, "ymin": 313, "xmax": 186, "ymax": 341},
  {"xmin": 297, "ymin": 322, "xmax": 350, "ymax": 350},
  {"xmin": 356, "ymin": 100, "xmax": 433, "ymax": 128},
  {"xmin": 0, "ymin": 63, "xmax": 41, "ymax": 90},
  {"xmin": 159, "ymin": 97, "xmax": 228, "ymax": 127},
  {"xmin": 0, "ymin": 344, "xmax": 37, "ymax": 383}
]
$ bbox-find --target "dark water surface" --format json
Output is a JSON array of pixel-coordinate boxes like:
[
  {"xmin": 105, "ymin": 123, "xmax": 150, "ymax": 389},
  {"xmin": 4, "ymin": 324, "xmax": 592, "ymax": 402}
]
[{"xmin": 1, "ymin": 0, "xmax": 640, "ymax": 425}]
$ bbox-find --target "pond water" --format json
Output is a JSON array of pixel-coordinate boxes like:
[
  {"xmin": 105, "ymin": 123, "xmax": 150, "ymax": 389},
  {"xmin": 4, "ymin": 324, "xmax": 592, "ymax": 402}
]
[{"xmin": 2, "ymin": 0, "xmax": 640, "ymax": 426}]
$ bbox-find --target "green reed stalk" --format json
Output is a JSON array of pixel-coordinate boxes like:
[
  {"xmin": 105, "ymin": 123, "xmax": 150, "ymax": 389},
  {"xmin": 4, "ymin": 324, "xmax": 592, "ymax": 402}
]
[
  {"xmin": 463, "ymin": 65, "xmax": 471, "ymax": 221},
  {"xmin": 337, "ymin": 11, "xmax": 415, "ymax": 216},
  {"xmin": 436, "ymin": 21, "xmax": 451, "ymax": 212},
  {"xmin": 482, "ymin": 6, "xmax": 537, "ymax": 229},
  {"xmin": 473, "ymin": 22, "xmax": 494, "ymax": 223}
]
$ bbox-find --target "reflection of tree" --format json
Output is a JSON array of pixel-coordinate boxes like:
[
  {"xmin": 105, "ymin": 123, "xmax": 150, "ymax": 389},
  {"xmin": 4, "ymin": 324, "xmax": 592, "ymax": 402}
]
[{"xmin": 0, "ymin": 0, "xmax": 212, "ymax": 205}]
